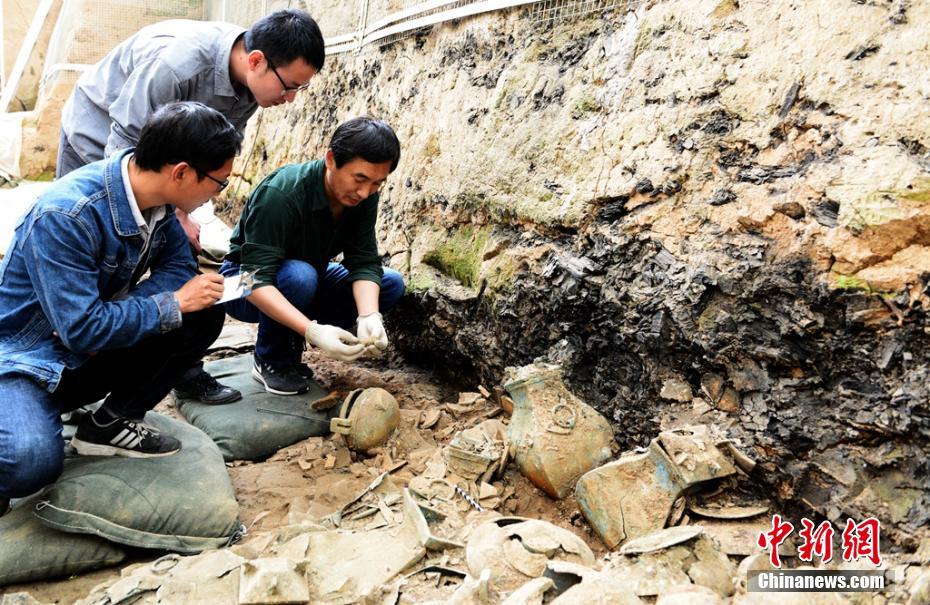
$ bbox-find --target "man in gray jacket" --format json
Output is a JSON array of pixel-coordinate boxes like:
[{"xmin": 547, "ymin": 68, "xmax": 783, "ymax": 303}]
[{"xmin": 57, "ymin": 8, "xmax": 325, "ymax": 404}]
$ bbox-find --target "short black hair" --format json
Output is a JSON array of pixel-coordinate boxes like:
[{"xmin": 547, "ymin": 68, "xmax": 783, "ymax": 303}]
[
  {"xmin": 329, "ymin": 117, "xmax": 401, "ymax": 172},
  {"xmin": 134, "ymin": 102, "xmax": 242, "ymax": 175},
  {"xmin": 245, "ymin": 9, "xmax": 325, "ymax": 72}
]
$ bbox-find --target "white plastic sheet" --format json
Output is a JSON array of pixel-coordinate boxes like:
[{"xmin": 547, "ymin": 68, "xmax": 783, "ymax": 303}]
[
  {"xmin": 0, "ymin": 112, "xmax": 25, "ymax": 180},
  {"xmin": 0, "ymin": 181, "xmax": 49, "ymax": 256}
]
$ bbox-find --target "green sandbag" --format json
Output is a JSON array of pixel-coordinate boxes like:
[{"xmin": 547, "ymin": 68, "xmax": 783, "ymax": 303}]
[
  {"xmin": 177, "ymin": 354, "xmax": 336, "ymax": 461},
  {"xmin": 0, "ymin": 495, "xmax": 126, "ymax": 587},
  {"xmin": 34, "ymin": 413, "xmax": 241, "ymax": 554}
]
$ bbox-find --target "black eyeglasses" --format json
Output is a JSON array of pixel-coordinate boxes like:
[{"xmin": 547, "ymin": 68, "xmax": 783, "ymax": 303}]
[
  {"xmin": 195, "ymin": 169, "xmax": 229, "ymax": 192},
  {"xmin": 266, "ymin": 57, "xmax": 310, "ymax": 95}
]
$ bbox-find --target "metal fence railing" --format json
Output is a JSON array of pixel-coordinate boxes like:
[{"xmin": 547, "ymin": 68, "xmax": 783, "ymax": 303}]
[{"xmin": 204, "ymin": 0, "xmax": 637, "ymax": 55}]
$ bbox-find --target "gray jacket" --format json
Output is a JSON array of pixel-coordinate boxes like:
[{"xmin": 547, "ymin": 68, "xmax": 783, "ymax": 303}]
[{"xmin": 60, "ymin": 20, "xmax": 258, "ymax": 164}]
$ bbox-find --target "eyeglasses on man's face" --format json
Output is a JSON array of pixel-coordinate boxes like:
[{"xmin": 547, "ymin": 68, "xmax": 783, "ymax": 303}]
[
  {"xmin": 195, "ymin": 168, "xmax": 229, "ymax": 192},
  {"xmin": 266, "ymin": 57, "xmax": 311, "ymax": 95}
]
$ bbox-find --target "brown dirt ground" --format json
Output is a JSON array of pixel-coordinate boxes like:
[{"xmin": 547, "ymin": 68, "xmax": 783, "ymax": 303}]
[{"xmin": 1, "ymin": 324, "xmax": 605, "ymax": 604}]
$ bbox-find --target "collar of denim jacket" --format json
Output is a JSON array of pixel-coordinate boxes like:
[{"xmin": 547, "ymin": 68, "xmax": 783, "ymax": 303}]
[{"xmin": 105, "ymin": 148, "xmax": 144, "ymax": 238}]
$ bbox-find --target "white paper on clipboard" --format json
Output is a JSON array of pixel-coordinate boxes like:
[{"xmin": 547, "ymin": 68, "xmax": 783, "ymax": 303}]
[{"xmin": 216, "ymin": 270, "xmax": 256, "ymax": 304}]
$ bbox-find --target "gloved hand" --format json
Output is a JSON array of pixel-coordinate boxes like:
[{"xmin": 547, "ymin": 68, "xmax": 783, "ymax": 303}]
[
  {"xmin": 357, "ymin": 312, "xmax": 389, "ymax": 351},
  {"xmin": 305, "ymin": 322, "xmax": 366, "ymax": 362}
]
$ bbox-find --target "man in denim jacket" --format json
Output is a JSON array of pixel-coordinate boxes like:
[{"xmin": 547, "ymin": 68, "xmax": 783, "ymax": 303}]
[
  {"xmin": 57, "ymin": 9, "xmax": 325, "ymax": 405},
  {"xmin": 0, "ymin": 102, "xmax": 241, "ymax": 511}
]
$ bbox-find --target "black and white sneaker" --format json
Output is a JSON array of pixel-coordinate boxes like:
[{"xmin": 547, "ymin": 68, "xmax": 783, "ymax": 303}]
[
  {"xmin": 71, "ymin": 415, "xmax": 181, "ymax": 458},
  {"xmin": 172, "ymin": 368, "xmax": 242, "ymax": 405},
  {"xmin": 252, "ymin": 356, "xmax": 310, "ymax": 396}
]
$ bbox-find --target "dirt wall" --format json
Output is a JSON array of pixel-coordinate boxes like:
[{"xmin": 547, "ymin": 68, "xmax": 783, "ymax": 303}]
[{"xmin": 220, "ymin": 0, "xmax": 930, "ymax": 547}]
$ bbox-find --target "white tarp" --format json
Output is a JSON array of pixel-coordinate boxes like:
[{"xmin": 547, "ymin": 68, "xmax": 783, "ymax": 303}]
[
  {"xmin": 0, "ymin": 180, "xmax": 49, "ymax": 256},
  {"xmin": 0, "ymin": 112, "xmax": 25, "ymax": 180}
]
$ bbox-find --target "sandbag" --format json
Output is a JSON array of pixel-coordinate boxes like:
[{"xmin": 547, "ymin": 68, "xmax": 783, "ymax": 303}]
[
  {"xmin": 0, "ymin": 495, "xmax": 126, "ymax": 587},
  {"xmin": 177, "ymin": 354, "xmax": 336, "ymax": 461},
  {"xmin": 34, "ymin": 413, "xmax": 241, "ymax": 554}
]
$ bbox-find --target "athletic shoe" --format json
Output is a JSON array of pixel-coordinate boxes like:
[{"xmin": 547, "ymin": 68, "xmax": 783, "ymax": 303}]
[
  {"xmin": 251, "ymin": 356, "xmax": 309, "ymax": 396},
  {"xmin": 71, "ymin": 415, "xmax": 181, "ymax": 458},
  {"xmin": 172, "ymin": 368, "xmax": 242, "ymax": 404}
]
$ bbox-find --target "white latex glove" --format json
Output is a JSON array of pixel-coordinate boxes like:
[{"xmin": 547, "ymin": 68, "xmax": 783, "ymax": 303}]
[
  {"xmin": 357, "ymin": 312, "xmax": 389, "ymax": 351},
  {"xmin": 305, "ymin": 322, "xmax": 366, "ymax": 362}
]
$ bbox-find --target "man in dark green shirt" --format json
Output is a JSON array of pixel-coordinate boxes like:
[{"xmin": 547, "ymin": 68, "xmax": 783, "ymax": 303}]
[{"xmin": 221, "ymin": 118, "xmax": 404, "ymax": 395}]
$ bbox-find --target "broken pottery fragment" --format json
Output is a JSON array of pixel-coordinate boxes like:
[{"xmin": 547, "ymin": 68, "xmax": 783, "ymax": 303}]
[
  {"xmin": 445, "ymin": 392, "xmax": 489, "ymax": 416},
  {"xmin": 330, "ymin": 388, "xmax": 400, "ymax": 452},
  {"xmin": 504, "ymin": 363, "xmax": 614, "ymax": 498},
  {"xmin": 619, "ymin": 526, "xmax": 705, "ymax": 555},
  {"xmin": 715, "ymin": 388, "xmax": 740, "ymax": 413},
  {"xmin": 544, "ymin": 560, "xmax": 644, "ymax": 604},
  {"xmin": 687, "ymin": 534, "xmax": 738, "ymax": 596},
  {"xmin": 700, "ymin": 374, "xmax": 726, "ymax": 404},
  {"xmin": 238, "ymin": 558, "xmax": 310, "ymax": 605},
  {"xmin": 603, "ymin": 535, "xmax": 737, "ymax": 597},
  {"xmin": 689, "ymin": 503, "xmax": 768, "ymax": 520},
  {"xmin": 405, "ymin": 490, "xmax": 465, "ymax": 550},
  {"xmin": 716, "ymin": 439, "xmax": 756, "ymax": 473},
  {"xmin": 392, "ymin": 565, "xmax": 468, "ymax": 605},
  {"xmin": 272, "ymin": 488, "xmax": 429, "ymax": 603},
  {"xmin": 444, "ymin": 419, "xmax": 507, "ymax": 482},
  {"xmin": 688, "ymin": 483, "xmax": 769, "ymax": 520},
  {"xmin": 465, "ymin": 517, "xmax": 595, "ymax": 592},
  {"xmin": 323, "ymin": 471, "xmax": 403, "ymax": 531},
  {"xmin": 657, "ymin": 426, "xmax": 736, "ymax": 486},
  {"xmin": 420, "ymin": 408, "xmax": 442, "ymax": 429},
  {"xmin": 428, "ymin": 568, "xmax": 496, "ymax": 605},
  {"xmin": 72, "ymin": 547, "xmax": 245, "ymax": 605},
  {"xmin": 500, "ymin": 577, "xmax": 554, "ymax": 605},
  {"xmin": 575, "ymin": 425, "xmax": 738, "ymax": 548},
  {"xmin": 152, "ymin": 550, "xmax": 244, "ymax": 605},
  {"xmin": 575, "ymin": 442, "xmax": 679, "ymax": 548},
  {"xmin": 701, "ymin": 518, "xmax": 797, "ymax": 557},
  {"xmin": 602, "ymin": 546, "xmax": 691, "ymax": 596},
  {"xmin": 660, "ymin": 378, "xmax": 693, "ymax": 402},
  {"xmin": 89, "ymin": 572, "xmax": 162, "ymax": 605},
  {"xmin": 1, "ymin": 595, "xmax": 49, "ymax": 605}
]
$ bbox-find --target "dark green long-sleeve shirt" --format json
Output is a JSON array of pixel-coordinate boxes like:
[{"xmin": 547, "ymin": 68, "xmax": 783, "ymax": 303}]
[{"xmin": 226, "ymin": 160, "xmax": 383, "ymax": 289}]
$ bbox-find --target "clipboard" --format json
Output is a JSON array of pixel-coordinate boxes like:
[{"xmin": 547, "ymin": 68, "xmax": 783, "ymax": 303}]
[{"xmin": 217, "ymin": 269, "xmax": 256, "ymax": 304}]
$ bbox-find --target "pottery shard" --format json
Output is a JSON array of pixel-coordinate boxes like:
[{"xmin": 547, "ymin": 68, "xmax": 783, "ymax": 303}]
[
  {"xmin": 238, "ymin": 558, "xmax": 310, "ymax": 605},
  {"xmin": 700, "ymin": 374, "xmax": 725, "ymax": 404},
  {"xmin": 660, "ymin": 378, "xmax": 693, "ymax": 402},
  {"xmin": 504, "ymin": 538, "xmax": 549, "ymax": 577},
  {"xmin": 716, "ymin": 388, "xmax": 740, "ymax": 413}
]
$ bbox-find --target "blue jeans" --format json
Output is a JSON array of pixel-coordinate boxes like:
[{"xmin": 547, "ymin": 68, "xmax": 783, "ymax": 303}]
[
  {"xmin": 0, "ymin": 306, "xmax": 224, "ymax": 498},
  {"xmin": 220, "ymin": 260, "xmax": 405, "ymax": 367}
]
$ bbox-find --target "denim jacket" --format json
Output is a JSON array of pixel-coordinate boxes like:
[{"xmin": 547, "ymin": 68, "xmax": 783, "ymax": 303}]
[{"xmin": 0, "ymin": 150, "xmax": 194, "ymax": 391}]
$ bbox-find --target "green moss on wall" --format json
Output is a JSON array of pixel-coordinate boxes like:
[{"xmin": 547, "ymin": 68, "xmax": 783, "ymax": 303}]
[
  {"xmin": 422, "ymin": 226, "xmax": 490, "ymax": 288},
  {"xmin": 832, "ymin": 274, "xmax": 872, "ymax": 292},
  {"xmin": 485, "ymin": 253, "xmax": 521, "ymax": 293},
  {"xmin": 572, "ymin": 93, "xmax": 601, "ymax": 117},
  {"xmin": 406, "ymin": 270, "xmax": 438, "ymax": 293}
]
